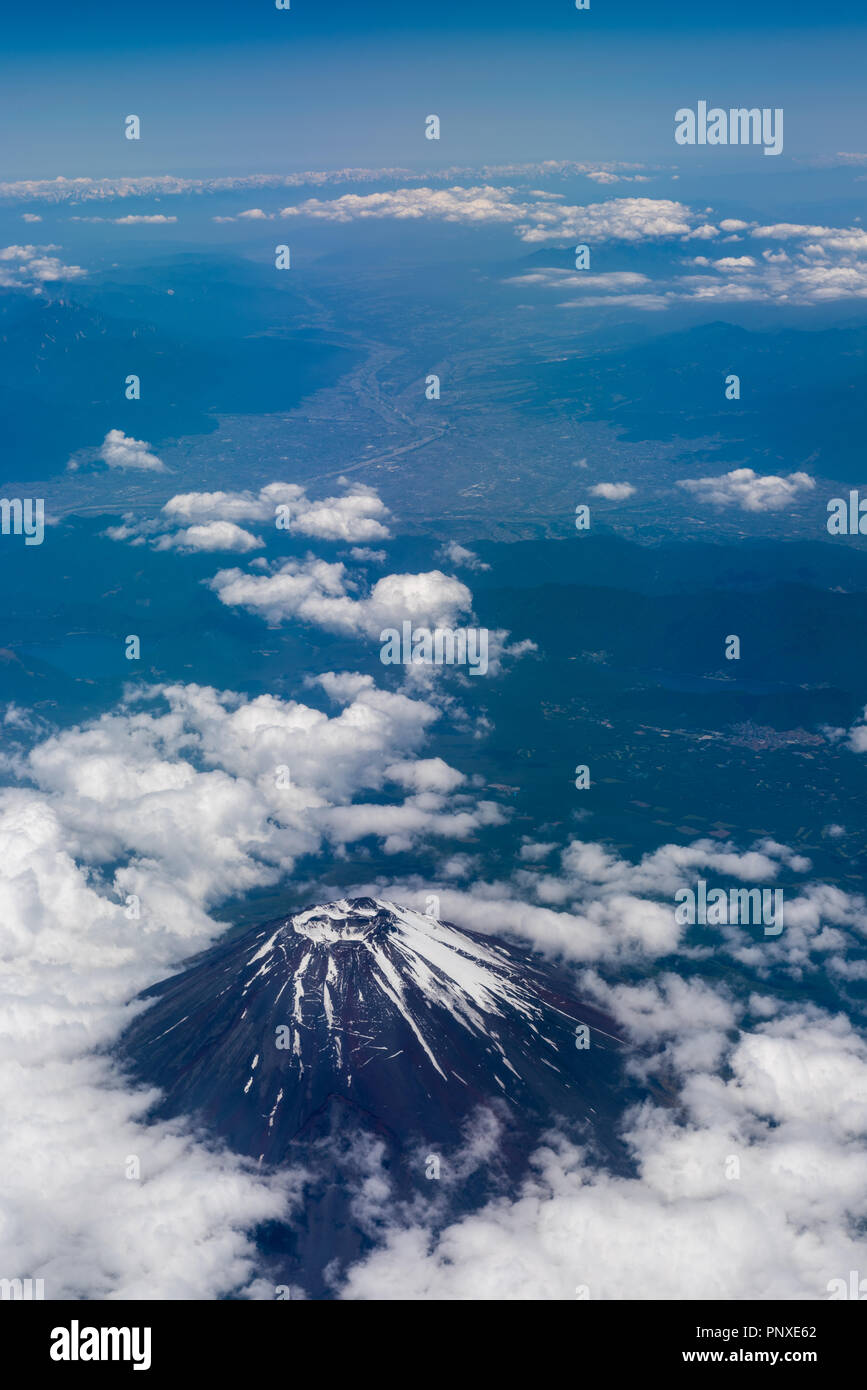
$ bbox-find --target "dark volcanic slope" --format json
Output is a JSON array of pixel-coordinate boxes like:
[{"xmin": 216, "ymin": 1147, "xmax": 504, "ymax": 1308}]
[
  {"xmin": 119, "ymin": 897, "xmax": 627, "ymax": 1294},
  {"xmin": 120, "ymin": 897, "xmax": 623, "ymax": 1159}
]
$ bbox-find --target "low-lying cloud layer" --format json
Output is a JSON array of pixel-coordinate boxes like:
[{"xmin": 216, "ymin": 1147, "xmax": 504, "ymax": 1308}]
[
  {"xmin": 509, "ymin": 217, "xmax": 867, "ymax": 307},
  {"xmin": 331, "ymin": 828, "xmax": 867, "ymax": 1299},
  {"xmin": 676, "ymin": 468, "xmax": 816, "ymax": 512},
  {"xmin": 0, "ymin": 243, "xmax": 86, "ymax": 291},
  {"xmin": 108, "ymin": 482, "xmax": 392, "ymax": 551},
  {"xmin": 0, "ymin": 162, "xmax": 650, "ymax": 205},
  {"xmin": 275, "ymin": 189, "xmax": 694, "ymax": 244},
  {"xmin": 210, "ymin": 560, "xmax": 473, "ymax": 638},
  {"xmin": 2, "ymin": 657, "xmax": 865, "ymax": 1298},
  {"xmin": 7, "ymin": 173, "xmax": 867, "ymax": 310},
  {"xmin": 0, "ymin": 674, "xmax": 505, "ymax": 1297},
  {"xmin": 340, "ymin": 999, "xmax": 867, "ymax": 1300}
]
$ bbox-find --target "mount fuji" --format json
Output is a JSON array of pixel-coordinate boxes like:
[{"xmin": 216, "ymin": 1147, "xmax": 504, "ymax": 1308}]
[{"xmin": 119, "ymin": 897, "xmax": 628, "ymax": 1296}]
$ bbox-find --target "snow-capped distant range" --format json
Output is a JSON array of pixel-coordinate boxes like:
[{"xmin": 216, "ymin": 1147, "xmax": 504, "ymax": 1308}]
[{"xmin": 120, "ymin": 897, "xmax": 624, "ymax": 1163}]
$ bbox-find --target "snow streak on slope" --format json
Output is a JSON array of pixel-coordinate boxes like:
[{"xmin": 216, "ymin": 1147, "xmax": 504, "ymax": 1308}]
[
  {"xmin": 259, "ymin": 898, "xmax": 564, "ymax": 1079},
  {"xmin": 121, "ymin": 897, "xmax": 623, "ymax": 1165}
]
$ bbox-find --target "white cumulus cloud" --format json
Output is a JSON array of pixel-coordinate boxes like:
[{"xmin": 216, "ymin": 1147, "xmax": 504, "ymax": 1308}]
[
  {"xmin": 677, "ymin": 468, "xmax": 815, "ymax": 512},
  {"xmin": 97, "ymin": 429, "xmax": 166, "ymax": 473},
  {"xmin": 590, "ymin": 482, "xmax": 636, "ymax": 500}
]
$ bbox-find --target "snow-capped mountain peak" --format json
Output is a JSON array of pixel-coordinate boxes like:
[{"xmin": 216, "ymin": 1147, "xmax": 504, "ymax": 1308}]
[
  {"xmin": 121, "ymin": 895, "xmax": 622, "ymax": 1164},
  {"xmin": 248, "ymin": 897, "xmax": 554, "ymax": 1074}
]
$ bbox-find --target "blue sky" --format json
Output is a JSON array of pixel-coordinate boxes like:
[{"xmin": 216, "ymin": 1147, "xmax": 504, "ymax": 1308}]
[
  {"xmin": 4, "ymin": 0, "xmax": 859, "ymax": 46},
  {"xmin": 1, "ymin": 2, "xmax": 865, "ymax": 177}
]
